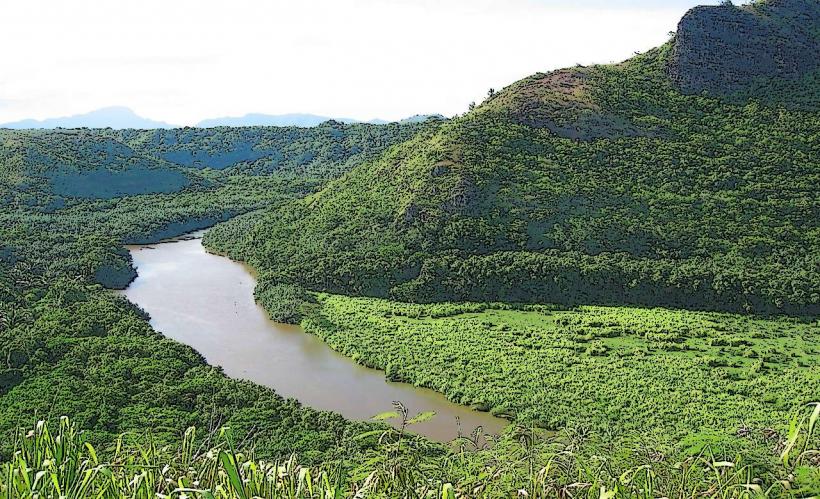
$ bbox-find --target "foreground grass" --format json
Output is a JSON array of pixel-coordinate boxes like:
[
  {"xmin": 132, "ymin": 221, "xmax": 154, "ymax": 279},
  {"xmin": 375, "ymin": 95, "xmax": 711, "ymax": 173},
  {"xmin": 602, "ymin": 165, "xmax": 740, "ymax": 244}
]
[
  {"xmin": 302, "ymin": 295, "xmax": 819, "ymax": 451},
  {"xmin": 2, "ymin": 403, "xmax": 818, "ymax": 498}
]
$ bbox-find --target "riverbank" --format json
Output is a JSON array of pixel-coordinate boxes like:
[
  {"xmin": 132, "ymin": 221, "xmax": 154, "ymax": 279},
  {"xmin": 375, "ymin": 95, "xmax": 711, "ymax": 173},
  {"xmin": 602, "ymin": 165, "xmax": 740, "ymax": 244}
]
[{"xmin": 120, "ymin": 233, "xmax": 508, "ymax": 442}]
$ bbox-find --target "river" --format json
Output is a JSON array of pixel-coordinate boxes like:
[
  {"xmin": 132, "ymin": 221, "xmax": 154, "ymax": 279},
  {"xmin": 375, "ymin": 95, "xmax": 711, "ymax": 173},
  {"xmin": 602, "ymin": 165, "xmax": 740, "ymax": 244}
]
[{"xmin": 119, "ymin": 231, "xmax": 508, "ymax": 443}]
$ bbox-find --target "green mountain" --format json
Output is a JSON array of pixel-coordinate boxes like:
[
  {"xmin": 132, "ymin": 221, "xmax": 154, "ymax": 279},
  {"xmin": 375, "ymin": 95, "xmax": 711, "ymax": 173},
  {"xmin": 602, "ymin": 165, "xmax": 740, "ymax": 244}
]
[
  {"xmin": 0, "ymin": 121, "xmax": 425, "ymax": 206},
  {"xmin": 0, "ymin": 128, "xmax": 194, "ymax": 201},
  {"xmin": 212, "ymin": 0, "xmax": 820, "ymax": 315},
  {"xmin": 0, "ymin": 2, "xmax": 818, "ymax": 495},
  {"xmin": 108, "ymin": 121, "xmax": 426, "ymax": 174}
]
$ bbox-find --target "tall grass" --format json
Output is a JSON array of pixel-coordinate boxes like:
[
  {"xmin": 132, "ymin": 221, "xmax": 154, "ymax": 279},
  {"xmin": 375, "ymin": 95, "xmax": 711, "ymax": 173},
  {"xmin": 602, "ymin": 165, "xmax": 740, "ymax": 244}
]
[{"xmin": 2, "ymin": 403, "xmax": 818, "ymax": 498}]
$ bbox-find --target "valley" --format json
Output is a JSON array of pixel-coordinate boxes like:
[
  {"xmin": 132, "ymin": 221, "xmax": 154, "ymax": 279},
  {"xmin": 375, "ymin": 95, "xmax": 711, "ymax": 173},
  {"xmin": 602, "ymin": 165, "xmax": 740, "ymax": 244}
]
[{"xmin": 0, "ymin": 0, "xmax": 818, "ymax": 496}]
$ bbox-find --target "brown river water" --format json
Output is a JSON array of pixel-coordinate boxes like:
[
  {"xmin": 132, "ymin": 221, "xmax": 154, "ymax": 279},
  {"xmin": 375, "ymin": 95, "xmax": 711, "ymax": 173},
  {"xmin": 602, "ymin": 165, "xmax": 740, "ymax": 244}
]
[{"xmin": 119, "ymin": 231, "xmax": 508, "ymax": 443}]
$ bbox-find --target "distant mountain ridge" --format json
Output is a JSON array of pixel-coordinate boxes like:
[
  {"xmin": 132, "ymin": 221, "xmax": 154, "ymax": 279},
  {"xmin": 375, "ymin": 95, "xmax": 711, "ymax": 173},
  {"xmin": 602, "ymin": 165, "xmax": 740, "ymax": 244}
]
[
  {"xmin": 0, "ymin": 106, "xmax": 177, "ymax": 130},
  {"xmin": 196, "ymin": 113, "xmax": 387, "ymax": 127},
  {"xmin": 1, "ymin": 108, "xmax": 444, "ymax": 130},
  {"xmin": 197, "ymin": 113, "xmax": 443, "ymax": 128}
]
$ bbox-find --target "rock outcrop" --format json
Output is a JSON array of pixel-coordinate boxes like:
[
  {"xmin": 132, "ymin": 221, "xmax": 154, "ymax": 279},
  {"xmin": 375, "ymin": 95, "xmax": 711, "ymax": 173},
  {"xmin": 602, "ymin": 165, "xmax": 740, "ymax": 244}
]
[{"xmin": 668, "ymin": 0, "xmax": 820, "ymax": 95}]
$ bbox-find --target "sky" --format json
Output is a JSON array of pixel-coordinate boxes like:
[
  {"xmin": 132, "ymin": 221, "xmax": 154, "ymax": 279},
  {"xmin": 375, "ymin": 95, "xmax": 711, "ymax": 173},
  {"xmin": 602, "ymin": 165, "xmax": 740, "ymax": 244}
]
[{"xmin": 0, "ymin": 0, "xmax": 727, "ymax": 125}]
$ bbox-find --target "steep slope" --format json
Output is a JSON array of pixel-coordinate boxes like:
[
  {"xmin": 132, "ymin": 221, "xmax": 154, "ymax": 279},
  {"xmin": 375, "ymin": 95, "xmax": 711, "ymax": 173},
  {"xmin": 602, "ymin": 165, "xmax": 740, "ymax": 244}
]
[{"xmin": 215, "ymin": 1, "xmax": 820, "ymax": 315}]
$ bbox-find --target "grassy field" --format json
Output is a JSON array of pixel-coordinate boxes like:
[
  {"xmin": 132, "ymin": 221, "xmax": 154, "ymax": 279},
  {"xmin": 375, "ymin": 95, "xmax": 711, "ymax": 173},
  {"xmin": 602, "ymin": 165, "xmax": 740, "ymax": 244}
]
[{"xmin": 302, "ymin": 294, "xmax": 819, "ymax": 452}]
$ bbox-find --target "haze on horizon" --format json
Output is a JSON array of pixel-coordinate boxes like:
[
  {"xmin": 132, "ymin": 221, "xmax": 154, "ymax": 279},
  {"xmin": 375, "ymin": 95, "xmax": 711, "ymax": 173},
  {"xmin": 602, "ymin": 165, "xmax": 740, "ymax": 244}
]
[{"xmin": 1, "ymin": 0, "xmax": 732, "ymax": 126}]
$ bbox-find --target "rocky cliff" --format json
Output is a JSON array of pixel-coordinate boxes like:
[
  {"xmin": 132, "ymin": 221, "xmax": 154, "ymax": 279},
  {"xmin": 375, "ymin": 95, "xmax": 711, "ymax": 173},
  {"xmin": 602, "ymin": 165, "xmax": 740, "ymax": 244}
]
[{"xmin": 668, "ymin": 0, "xmax": 820, "ymax": 95}]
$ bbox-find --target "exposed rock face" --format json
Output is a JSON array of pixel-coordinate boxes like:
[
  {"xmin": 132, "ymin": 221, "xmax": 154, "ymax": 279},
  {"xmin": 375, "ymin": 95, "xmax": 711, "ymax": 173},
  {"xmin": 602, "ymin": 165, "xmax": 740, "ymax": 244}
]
[{"xmin": 668, "ymin": 0, "xmax": 820, "ymax": 95}]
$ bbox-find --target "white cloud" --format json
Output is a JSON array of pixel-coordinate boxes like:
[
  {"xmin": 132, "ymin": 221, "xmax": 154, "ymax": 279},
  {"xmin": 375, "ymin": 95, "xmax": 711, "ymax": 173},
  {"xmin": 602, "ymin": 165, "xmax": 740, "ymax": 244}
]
[{"xmin": 0, "ymin": 0, "xmax": 712, "ymax": 124}]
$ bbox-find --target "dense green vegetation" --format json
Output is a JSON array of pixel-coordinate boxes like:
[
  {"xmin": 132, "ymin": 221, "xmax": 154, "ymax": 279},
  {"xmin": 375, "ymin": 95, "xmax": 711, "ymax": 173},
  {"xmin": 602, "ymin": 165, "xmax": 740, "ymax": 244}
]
[
  {"xmin": 0, "ymin": 278, "xmax": 366, "ymax": 460},
  {"xmin": 1, "ymin": 0, "xmax": 818, "ymax": 495},
  {"xmin": 209, "ymin": 44, "xmax": 819, "ymax": 315},
  {"xmin": 198, "ymin": 1, "xmax": 819, "ymax": 494},
  {"xmin": 0, "ymin": 121, "xmax": 427, "ymax": 460},
  {"xmin": 1, "ymin": 121, "xmax": 423, "ymax": 203},
  {"xmin": 106, "ymin": 121, "xmax": 429, "ymax": 175},
  {"xmin": 302, "ymin": 293, "xmax": 819, "ymax": 445}
]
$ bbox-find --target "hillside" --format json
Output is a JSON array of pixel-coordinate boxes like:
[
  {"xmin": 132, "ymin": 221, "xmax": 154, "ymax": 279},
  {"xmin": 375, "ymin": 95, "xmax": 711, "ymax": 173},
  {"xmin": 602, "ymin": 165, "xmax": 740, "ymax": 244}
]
[
  {"xmin": 211, "ymin": 0, "xmax": 820, "ymax": 316},
  {"xmin": 0, "ymin": 128, "xmax": 197, "ymax": 200},
  {"xmin": 0, "ymin": 121, "xmax": 424, "ymax": 207},
  {"xmin": 0, "ymin": 120, "xmax": 429, "ymax": 296},
  {"xmin": 109, "ymin": 120, "xmax": 425, "ymax": 174}
]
